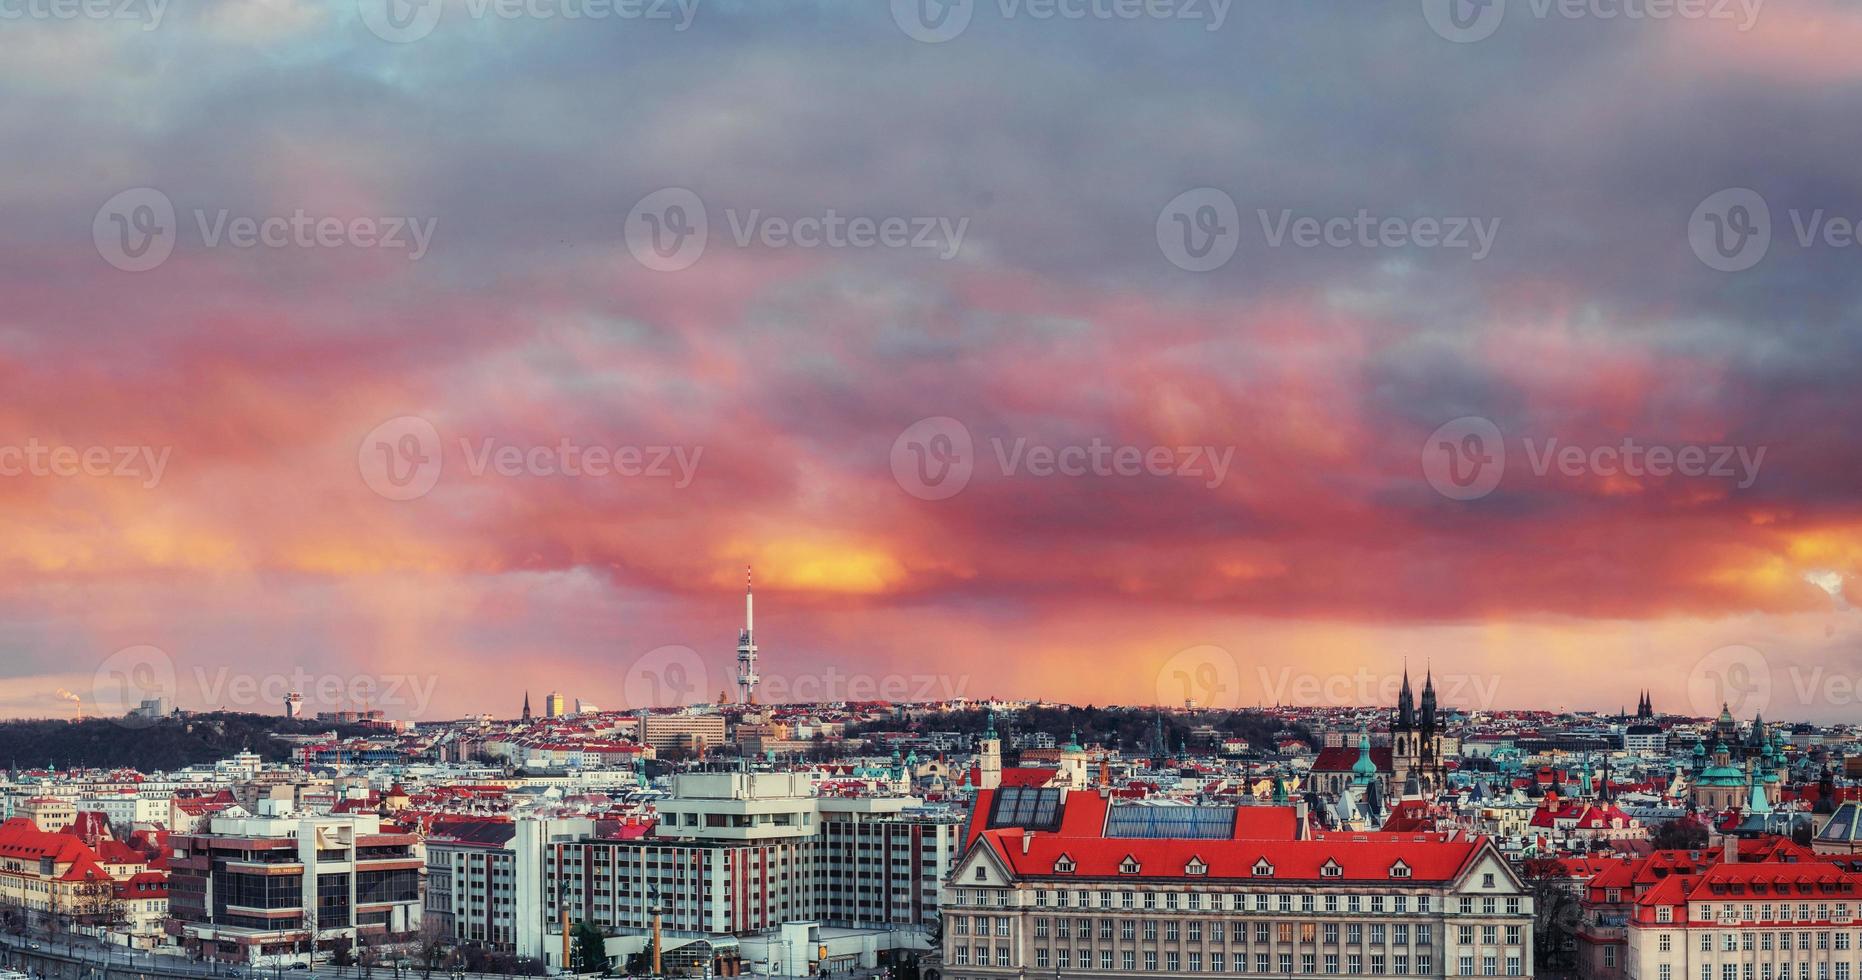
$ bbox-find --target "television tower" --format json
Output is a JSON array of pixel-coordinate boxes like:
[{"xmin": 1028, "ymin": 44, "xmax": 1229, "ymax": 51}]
[{"xmin": 736, "ymin": 566, "xmax": 760, "ymax": 705}]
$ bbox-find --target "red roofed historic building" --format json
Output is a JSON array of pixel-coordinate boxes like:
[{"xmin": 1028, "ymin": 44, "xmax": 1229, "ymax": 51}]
[{"xmin": 940, "ymin": 786, "xmax": 1532, "ymax": 980}]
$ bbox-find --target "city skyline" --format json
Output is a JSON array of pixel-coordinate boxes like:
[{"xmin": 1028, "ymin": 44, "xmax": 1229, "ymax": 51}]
[{"xmin": 6, "ymin": 4, "xmax": 1862, "ymax": 722}]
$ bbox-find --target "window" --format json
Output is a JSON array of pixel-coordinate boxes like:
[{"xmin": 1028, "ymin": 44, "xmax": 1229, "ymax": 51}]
[{"xmin": 1392, "ymin": 862, "xmax": 1412, "ymax": 879}]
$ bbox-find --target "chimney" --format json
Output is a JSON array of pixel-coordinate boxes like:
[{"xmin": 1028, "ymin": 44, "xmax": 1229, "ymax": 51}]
[
  {"xmin": 1723, "ymin": 834, "xmax": 1738, "ymax": 864},
  {"xmin": 1294, "ymin": 798, "xmax": 1311, "ymax": 841}
]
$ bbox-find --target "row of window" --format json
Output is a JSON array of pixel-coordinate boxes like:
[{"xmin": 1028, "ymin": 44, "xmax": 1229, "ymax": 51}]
[
  {"xmin": 1663, "ymin": 961, "xmax": 1861, "ymax": 980},
  {"xmin": 1657, "ymin": 931, "xmax": 1861, "ymax": 953},
  {"xmin": 1002, "ymin": 917, "xmax": 1475, "ymax": 947},
  {"xmin": 994, "ymin": 889, "xmax": 1524, "ymax": 917},
  {"xmin": 951, "ymin": 945, "xmax": 1526, "ymax": 976}
]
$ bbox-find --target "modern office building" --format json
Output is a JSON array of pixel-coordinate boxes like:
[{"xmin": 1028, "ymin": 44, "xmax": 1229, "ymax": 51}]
[
  {"xmin": 167, "ymin": 795, "xmax": 422, "ymax": 965},
  {"xmin": 638, "ymin": 713, "xmax": 728, "ymax": 755}
]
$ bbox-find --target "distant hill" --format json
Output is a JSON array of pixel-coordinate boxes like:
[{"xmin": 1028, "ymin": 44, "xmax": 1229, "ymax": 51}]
[
  {"xmin": 847, "ymin": 705, "xmax": 1316, "ymax": 756},
  {"xmin": 0, "ymin": 712, "xmax": 379, "ymax": 772}
]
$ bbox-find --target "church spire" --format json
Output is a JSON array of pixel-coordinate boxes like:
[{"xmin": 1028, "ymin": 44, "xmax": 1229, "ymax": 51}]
[
  {"xmin": 1420, "ymin": 666, "xmax": 1438, "ymax": 732},
  {"xmin": 1396, "ymin": 662, "xmax": 1417, "ymax": 731}
]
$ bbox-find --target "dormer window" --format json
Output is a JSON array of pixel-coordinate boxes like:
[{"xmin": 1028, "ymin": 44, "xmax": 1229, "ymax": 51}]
[
  {"xmin": 1390, "ymin": 861, "xmax": 1412, "ymax": 879},
  {"xmin": 1185, "ymin": 857, "xmax": 1208, "ymax": 877},
  {"xmin": 1119, "ymin": 855, "xmax": 1141, "ymax": 875},
  {"xmin": 1253, "ymin": 859, "xmax": 1275, "ymax": 878},
  {"xmin": 1054, "ymin": 854, "xmax": 1076, "ymax": 875},
  {"xmin": 1321, "ymin": 859, "xmax": 1343, "ymax": 878}
]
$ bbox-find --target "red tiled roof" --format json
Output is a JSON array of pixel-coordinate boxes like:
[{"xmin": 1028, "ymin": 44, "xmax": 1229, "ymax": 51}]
[{"xmin": 1311, "ymin": 746, "xmax": 1393, "ymax": 773}]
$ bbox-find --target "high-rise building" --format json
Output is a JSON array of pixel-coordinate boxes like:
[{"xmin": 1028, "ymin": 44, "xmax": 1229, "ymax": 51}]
[
  {"xmin": 529, "ymin": 772, "xmax": 960, "ymax": 969},
  {"xmin": 544, "ymin": 692, "xmax": 566, "ymax": 718},
  {"xmin": 736, "ymin": 565, "xmax": 760, "ymax": 705},
  {"xmin": 283, "ymin": 691, "xmax": 303, "ymax": 718}
]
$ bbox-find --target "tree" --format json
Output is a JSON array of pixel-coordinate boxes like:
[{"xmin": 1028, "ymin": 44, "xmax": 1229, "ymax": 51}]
[
  {"xmin": 1518, "ymin": 862, "xmax": 1581, "ymax": 975},
  {"xmin": 570, "ymin": 920, "xmax": 608, "ymax": 976},
  {"xmin": 1651, "ymin": 817, "xmax": 1710, "ymax": 851},
  {"xmin": 416, "ymin": 921, "xmax": 451, "ymax": 978}
]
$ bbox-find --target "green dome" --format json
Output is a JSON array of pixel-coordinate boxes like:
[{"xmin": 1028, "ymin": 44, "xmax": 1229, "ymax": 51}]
[{"xmin": 1351, "ymin": 732, "xmax": 1378, "ymax": 777}]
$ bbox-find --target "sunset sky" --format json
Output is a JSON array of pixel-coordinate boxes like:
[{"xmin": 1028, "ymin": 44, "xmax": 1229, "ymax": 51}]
[{"xmin": 4, "ymin": 0, "xmax": 1861, "ymax": 723}]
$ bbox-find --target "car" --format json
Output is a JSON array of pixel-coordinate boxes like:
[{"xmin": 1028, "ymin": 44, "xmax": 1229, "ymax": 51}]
[{"xmin": 290, "ymin": 964, "xmax": 310, "ymax": 970}]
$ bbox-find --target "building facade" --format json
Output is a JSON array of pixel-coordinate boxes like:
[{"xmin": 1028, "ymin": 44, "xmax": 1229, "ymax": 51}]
[
  {"xmin": 939, "ymin": 787, "xmax": 1533, "ymax": 980},
  {"xmin": 167, "ymin": 799, "xmax": 422, "ymax": 965}
]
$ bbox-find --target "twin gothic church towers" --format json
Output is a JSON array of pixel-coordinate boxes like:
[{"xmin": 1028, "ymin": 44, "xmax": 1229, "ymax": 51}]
[{"xmin": 1392, "ymin": 667, "xmax": 1445, "ymax": 794}]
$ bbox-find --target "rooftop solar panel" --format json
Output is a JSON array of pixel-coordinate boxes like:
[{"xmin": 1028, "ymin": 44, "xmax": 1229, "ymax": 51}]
[{"xmin": 1104, "ymin": 804, "xmax": 1237, "ymax": 840}]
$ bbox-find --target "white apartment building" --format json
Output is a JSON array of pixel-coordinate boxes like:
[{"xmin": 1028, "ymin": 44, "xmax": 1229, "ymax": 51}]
[
  {"xmin": 1625, "ymin": 862, "xmax": 1862, "ymax": 980},
  {"xmin": 514, "ymin": 772, "xmax": 961, "ymax": 969}
]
